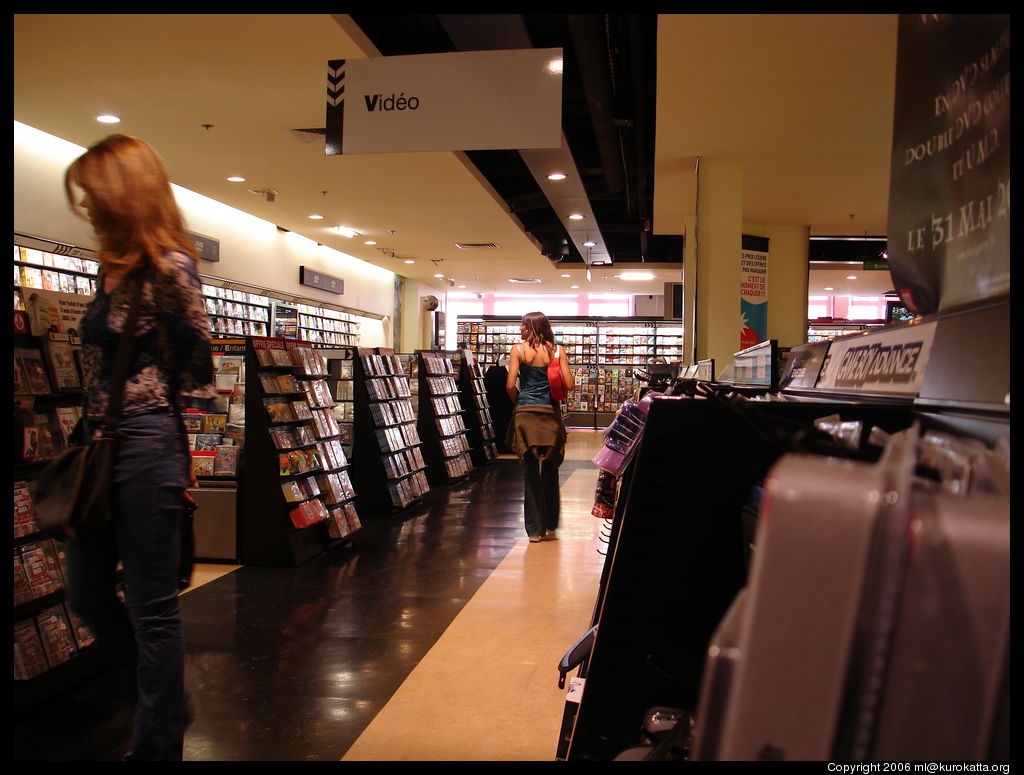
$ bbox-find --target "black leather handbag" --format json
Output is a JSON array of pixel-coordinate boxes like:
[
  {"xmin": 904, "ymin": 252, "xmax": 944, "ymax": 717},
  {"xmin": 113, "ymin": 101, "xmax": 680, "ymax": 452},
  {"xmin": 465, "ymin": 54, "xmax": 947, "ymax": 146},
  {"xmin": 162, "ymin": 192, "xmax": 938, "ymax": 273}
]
[{"xmin": 34, "ymin": 276, "xmax": 143, "ymax": 541}]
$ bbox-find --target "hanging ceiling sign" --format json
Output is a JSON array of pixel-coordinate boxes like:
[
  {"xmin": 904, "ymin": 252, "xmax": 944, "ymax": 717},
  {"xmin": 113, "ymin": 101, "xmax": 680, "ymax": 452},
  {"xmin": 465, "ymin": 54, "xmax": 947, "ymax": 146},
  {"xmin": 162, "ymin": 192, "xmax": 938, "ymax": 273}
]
[
  {"xmin": 886, "ymin": 14, "xmax": 1010, "ymax": 315},
  {"xmin": 325, "ymin": 48, "xmax": 563, "ymax": 155},
  {"xmin": 299, "ymin": 266, "xmax": 344, "ymax": 295}
]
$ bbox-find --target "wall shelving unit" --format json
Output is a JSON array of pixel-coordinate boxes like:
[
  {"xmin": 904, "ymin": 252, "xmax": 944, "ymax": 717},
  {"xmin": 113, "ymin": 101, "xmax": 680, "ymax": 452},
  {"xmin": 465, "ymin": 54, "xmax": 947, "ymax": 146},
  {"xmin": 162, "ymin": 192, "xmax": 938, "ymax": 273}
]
[{"xmin": 456, "ymin": 316, "xmax": 685, "ymax": 428}]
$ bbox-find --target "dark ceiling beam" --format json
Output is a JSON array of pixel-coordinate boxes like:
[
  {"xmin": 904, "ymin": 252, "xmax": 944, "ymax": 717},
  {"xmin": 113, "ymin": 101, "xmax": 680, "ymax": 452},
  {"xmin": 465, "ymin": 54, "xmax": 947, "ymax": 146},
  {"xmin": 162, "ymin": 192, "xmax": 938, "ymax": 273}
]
[{"xmin": 567, "ymin": 14, "xmax": 626, "ymax": 199}]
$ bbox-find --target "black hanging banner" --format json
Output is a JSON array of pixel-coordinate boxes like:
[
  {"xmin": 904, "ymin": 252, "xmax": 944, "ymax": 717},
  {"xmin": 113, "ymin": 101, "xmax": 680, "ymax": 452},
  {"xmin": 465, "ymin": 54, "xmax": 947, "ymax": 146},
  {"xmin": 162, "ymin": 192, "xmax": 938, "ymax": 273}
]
[{"xmin": 886, "ymin": 14, "xmax": 1010, "ymax": 315}]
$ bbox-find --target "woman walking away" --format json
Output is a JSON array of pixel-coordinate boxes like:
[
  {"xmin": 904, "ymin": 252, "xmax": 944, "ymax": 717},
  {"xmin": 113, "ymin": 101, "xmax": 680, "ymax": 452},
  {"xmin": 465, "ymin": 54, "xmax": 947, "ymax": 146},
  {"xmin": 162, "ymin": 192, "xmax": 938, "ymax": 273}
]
[
  {"xmin": 505, "ymin": 311, "xmax": 574, "ymax": 542},
  {"xmin": 63, "ymin": 134, "xmax": 217, "ymax": 760}
]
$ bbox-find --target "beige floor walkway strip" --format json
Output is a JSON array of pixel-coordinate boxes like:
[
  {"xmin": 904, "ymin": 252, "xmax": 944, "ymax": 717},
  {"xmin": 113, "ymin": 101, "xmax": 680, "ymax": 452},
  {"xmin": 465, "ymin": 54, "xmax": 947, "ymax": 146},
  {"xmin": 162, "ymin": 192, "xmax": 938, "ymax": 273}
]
[{"xmin": 342, "ymin": 441, "xmax": 605, "ymax": 761}]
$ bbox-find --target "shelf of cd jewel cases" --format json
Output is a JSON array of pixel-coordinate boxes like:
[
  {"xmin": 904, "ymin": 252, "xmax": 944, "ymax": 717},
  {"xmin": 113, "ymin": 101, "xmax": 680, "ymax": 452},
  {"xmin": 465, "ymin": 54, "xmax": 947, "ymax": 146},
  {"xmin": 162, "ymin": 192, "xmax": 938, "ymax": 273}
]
[
  {"xmin": 349, "ymin": 347, "xmax": 430, "ymax": 514},
  {"xmin": 416, "ymin": 350, "xmax": 475, "ymax": 484}
]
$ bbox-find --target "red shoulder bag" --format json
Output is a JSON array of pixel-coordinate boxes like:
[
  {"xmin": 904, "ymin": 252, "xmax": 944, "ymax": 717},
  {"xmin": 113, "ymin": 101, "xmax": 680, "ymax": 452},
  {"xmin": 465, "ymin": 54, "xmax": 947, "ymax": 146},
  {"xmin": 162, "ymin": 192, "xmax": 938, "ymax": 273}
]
[{"xmin": 547, "ymin": 344, "xmax": 568, "ymax": 401}]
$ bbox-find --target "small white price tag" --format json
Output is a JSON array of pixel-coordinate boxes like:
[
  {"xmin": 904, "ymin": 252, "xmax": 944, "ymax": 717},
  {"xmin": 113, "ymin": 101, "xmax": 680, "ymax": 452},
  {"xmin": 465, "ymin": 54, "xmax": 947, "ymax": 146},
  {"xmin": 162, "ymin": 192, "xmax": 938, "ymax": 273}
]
[{"xmin": 566, "ymin": 676, "xmax": 586, "ymax": 704}]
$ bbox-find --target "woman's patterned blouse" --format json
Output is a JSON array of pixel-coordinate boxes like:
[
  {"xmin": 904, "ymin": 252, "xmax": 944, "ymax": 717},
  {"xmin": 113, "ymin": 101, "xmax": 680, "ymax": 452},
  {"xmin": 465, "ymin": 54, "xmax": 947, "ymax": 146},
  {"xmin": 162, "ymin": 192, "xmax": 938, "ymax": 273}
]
[{"xmin": 80, "ymin": 251, "xmax": 217, "ymax": 420}]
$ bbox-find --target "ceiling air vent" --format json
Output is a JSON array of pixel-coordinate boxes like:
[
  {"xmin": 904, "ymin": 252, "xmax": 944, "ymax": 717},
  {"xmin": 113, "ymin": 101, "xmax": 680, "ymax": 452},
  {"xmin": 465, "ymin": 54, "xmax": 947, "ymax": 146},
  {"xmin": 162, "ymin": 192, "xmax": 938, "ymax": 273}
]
[
  {"xmin": 289, "ymin": 127, "xmax": 326, "ymax": 144},
  {"xmin": 454, "ymin": 242, "xmax": 499, "ymax": 250},
  {"xmin": 507, "ymin": 278, "xmax": 542, "ymax": 284}
]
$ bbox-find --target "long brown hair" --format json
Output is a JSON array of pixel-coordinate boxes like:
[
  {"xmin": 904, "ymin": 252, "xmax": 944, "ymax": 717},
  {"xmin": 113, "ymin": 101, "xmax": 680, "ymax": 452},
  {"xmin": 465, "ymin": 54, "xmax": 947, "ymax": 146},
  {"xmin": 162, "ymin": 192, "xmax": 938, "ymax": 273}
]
[
  {"xmin": 64, "ymin": 134, "xmax": 197, "ymax": 274},
  {"xmin": 520, "ymin": 311, "xmax": 555, "ymax": 351}
]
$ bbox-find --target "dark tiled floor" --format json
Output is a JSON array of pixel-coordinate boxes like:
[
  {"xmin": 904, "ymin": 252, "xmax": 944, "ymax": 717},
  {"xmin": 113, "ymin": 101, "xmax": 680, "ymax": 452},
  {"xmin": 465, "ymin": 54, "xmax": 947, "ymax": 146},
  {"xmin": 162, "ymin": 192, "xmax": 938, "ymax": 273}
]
[{"xmin": 14, "ymin": 459, "xmax": 537, "ymax": 762}]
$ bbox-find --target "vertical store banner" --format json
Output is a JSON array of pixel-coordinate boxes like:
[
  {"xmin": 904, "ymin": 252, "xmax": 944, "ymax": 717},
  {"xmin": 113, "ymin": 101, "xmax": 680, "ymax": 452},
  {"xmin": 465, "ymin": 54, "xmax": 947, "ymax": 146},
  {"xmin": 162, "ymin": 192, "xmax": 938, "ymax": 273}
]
[
  {"xmin": 886, "ymin": 14, "xmax": 1010, "ymax": 314},
  {"xmin": 740, "ymin": 235, "xmax": 769, "ymax": 349},
  {"xmin": 325, "ymin": 49, "xmax": 563, "ymax": 155}
]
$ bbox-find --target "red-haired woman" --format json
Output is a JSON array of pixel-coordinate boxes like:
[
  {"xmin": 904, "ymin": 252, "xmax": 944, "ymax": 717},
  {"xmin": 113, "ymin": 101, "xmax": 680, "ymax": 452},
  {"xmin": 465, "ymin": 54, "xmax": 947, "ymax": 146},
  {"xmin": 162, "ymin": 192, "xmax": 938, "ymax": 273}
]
[
  {"xmin": 63, "ymin": 134, "xmax": 216, "ymax": 760},
  {"xmin": 505, "ymin": 311, "xmax": 574, "ymax": 542}
]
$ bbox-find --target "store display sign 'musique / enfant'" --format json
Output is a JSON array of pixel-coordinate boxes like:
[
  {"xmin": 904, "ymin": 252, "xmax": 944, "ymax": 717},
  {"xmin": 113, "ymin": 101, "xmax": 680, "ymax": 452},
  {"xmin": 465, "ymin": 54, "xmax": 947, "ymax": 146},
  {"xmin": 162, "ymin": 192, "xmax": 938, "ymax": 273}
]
[{"xmin": 324, "ymin": 48, "xmax": 563, "ymax": 156}]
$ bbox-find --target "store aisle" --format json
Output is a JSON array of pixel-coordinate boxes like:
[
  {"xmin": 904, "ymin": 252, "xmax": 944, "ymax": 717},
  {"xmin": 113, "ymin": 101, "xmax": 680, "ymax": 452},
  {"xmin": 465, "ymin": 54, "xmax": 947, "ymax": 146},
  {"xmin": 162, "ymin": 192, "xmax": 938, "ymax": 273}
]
[
  {"xmin": 13, "ymin": 429, "xmax": 606, "ymax": 762},
  {"xmin": 342, "ymin": 430, "xmax": 605, "ymax": 761}
]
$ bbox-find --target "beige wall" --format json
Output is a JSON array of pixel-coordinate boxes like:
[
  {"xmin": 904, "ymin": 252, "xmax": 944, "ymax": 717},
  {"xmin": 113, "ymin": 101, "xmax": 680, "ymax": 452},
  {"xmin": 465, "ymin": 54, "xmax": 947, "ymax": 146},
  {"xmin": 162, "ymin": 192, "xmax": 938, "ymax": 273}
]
[{"xmin": 14, "ymin": 121, "xmax": 401, "ymax": 346}]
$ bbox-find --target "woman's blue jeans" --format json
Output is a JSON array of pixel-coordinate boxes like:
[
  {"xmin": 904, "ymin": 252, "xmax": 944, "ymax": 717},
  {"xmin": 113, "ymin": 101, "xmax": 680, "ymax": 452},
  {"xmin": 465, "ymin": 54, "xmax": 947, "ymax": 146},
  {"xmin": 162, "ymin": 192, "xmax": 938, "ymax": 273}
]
[
  {"xmin": 65, "ymin": 411, "xmax": 188, "ymax": 761},
  {"xmin": 523, "ymin": 448, "xmax": 560, "ymax": 538}
]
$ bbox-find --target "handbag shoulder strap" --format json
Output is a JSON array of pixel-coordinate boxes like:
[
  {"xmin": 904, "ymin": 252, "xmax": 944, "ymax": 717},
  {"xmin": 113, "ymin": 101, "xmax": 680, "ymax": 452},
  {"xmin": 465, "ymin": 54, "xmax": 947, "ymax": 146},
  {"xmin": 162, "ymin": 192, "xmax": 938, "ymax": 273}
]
[{"xmin": 102, "ymin": 269, "xmax": 146, "ymax": 430}]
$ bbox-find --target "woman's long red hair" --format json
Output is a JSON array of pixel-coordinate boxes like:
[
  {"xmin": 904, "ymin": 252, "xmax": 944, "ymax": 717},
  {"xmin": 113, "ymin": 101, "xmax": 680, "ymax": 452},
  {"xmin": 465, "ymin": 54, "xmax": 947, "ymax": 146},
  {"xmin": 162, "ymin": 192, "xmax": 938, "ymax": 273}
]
[{"xmin": 65, "ymin": 134, "xmax": 197, "ymax": 273}]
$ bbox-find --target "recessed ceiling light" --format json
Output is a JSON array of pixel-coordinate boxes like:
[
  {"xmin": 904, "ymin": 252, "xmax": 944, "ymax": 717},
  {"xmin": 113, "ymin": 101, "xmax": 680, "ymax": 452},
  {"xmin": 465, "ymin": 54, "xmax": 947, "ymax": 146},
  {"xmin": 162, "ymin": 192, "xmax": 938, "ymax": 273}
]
[
  {"xmin": 560, "ymin": 274, "xmax": 571, "ymax": 278},
  {"xmin": 547, "ymin": 172, "xmax": 567, "ymax": 181},
  {"xmin": 570, "ymin": 285, "xmax": 579, "ymax": 289},
  {"xmin": 824, "ymin": 286, "xmax": 834, "ymax": 291},
  {"xmin": 226, "ymin": 176, "xmax": 246, "ymax": 183},
  {"xmin": 403, "ymin": 259, "xmax": 416, "ymax": 264},
  {"xmin": 308, "ymin": 214, "xmax": 324, "ymax": 220},
  {"xmin": 582, "ymin": 240, "xmax": 596, "ymax": 247},
  {"xmin": 364, "ymin": 240, "xmax": 377, "ymax": 245},
  {"xmin": 96, "ymin": 114, "xmax": 120, "ymax": 124},
  {"xmin": 568, "ymin": 213, "xmax": 585, "ymax": 221},
  {"xmin": 434, "ymin": 273, "xmax": 445, "ymax": 278},
  {"xmin": 457, "ymin": 284, "xmax": 467, "ymax": 289},
  {"xmin": 846, "ymin": 275, "xmax": 858, "ymax": 280}
]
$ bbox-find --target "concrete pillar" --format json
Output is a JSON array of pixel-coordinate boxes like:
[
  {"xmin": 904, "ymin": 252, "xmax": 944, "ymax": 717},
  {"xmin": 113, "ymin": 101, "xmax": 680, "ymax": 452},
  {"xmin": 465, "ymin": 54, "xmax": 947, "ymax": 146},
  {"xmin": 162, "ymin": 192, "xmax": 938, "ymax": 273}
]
[
  {"xmin": 693, "ymin": 158, "xmax": 743, "ymax": 368},
  {"xmin": 743, "ymin": 222, "xmax": 811, "ymax": 348}
]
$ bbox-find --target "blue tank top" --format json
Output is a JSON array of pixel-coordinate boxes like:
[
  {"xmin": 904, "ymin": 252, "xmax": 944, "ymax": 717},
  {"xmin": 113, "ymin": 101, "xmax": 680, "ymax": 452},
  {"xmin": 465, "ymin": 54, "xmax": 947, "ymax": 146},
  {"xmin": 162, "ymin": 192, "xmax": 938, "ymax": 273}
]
[{"xmin": 518, "ymin": 363, "xmax": 552, "ymax": 405}]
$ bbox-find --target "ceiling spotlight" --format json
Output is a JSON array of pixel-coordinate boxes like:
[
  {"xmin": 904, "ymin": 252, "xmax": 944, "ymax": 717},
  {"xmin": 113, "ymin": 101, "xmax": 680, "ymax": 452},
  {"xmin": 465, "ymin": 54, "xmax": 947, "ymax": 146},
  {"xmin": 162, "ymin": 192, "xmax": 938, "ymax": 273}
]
[
  {"xmin": 570, "ymin": 285, "xmax": 579, "ymax": 289},
  {"xmin": 434, "ymin": 273, "xmax": 444, "ymax": 278},
  {"xmin": 846, "ymin": 275, "xmax": 858, "ymax": 280},
  {"xmin": 364, "ymin": 240, "xmax": 377, "ymax": 246},
  {"xmin": 582, "ymin": 240, "xmax": 596, "ymax": 248},
  {"xmin": 619, "ymin": 271, "xmax": 654, "ymax": 281},
  {"xmin": 226, "ymin": 176, "xmax": 246, "ymax": 183},
  {"xmin": 457, "ymin": 284, "xmax": 467, "ymax": 289},
  {"xmin": 404, "ymin": 259, "xmax": 416, "ymax": 264},
  {"xmin": 568, "ymin": 213, "xmax": 585, "ymax": 221},
  {"xmin": 547, "ymin": 172, "xmax": 567, "ymax": 181},
  {"xmin": 308, "ymin": 214, "xmax": 324, "ymax": 220},
  {"xmin": 96, "ymin": 114, "xmax": 120, "ymax": 124},
  {"xmin": 824, "ymin": 286, "xmax": 834, "ymax": 291},
  {"xmin": 560, "ymin": 274, "xmax": 571, "ymax": 278}
]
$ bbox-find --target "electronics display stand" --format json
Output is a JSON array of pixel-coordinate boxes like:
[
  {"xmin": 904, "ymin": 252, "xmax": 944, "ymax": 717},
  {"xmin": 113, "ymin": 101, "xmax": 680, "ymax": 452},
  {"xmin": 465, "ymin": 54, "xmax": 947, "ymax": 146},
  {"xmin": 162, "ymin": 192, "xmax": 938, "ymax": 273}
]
[
  {"xmin": 563, "ymin": 392, "xmax": 918, "ymax": 761},
  {"xmin": 563, "ymin": 301, "xmax": 1010, "ymax": 761},
  {"xmin": 415, "ymin": 350, "xmax": 474, "ymax": 485},
  {"xmin": 349, "ymin": 347, "xmax": 430, "ymax": 515},
  {"xmin": 239, "ymin": 337, "xmax": 358, "ymax": 566},
  {"xmin": 455, "ymin": 350, "xmax": 498, "ymax": 467}
]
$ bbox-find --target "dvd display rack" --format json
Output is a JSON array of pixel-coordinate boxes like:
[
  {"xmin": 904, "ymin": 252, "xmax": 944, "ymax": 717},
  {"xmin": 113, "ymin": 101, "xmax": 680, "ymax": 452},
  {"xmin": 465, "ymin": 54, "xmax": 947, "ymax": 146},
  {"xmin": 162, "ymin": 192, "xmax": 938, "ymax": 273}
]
[
  {"xmin": 240, "ymin": 336, "xmax": 361, "ymax": 566},
  {"xmin": 455, "ymin": 349, "xmax": 498, "ymax": 466},
  {"xmin": 416, "ymin": 351, "xmax": 474, "ymax": 485},
  {"xmin": 456, "ymin": 317, "xmax": 685, "ymax": 428},
  {"xmin": 322, "ymin": 348, "xmax": 356, "ymax": 460},
  {"xmin": 13, "ymin": 326, "xmax": 106, "ymax": 708},
  {"xmin": 349, "ymin": 347, "xmax": 430, "ymax": 514}
]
